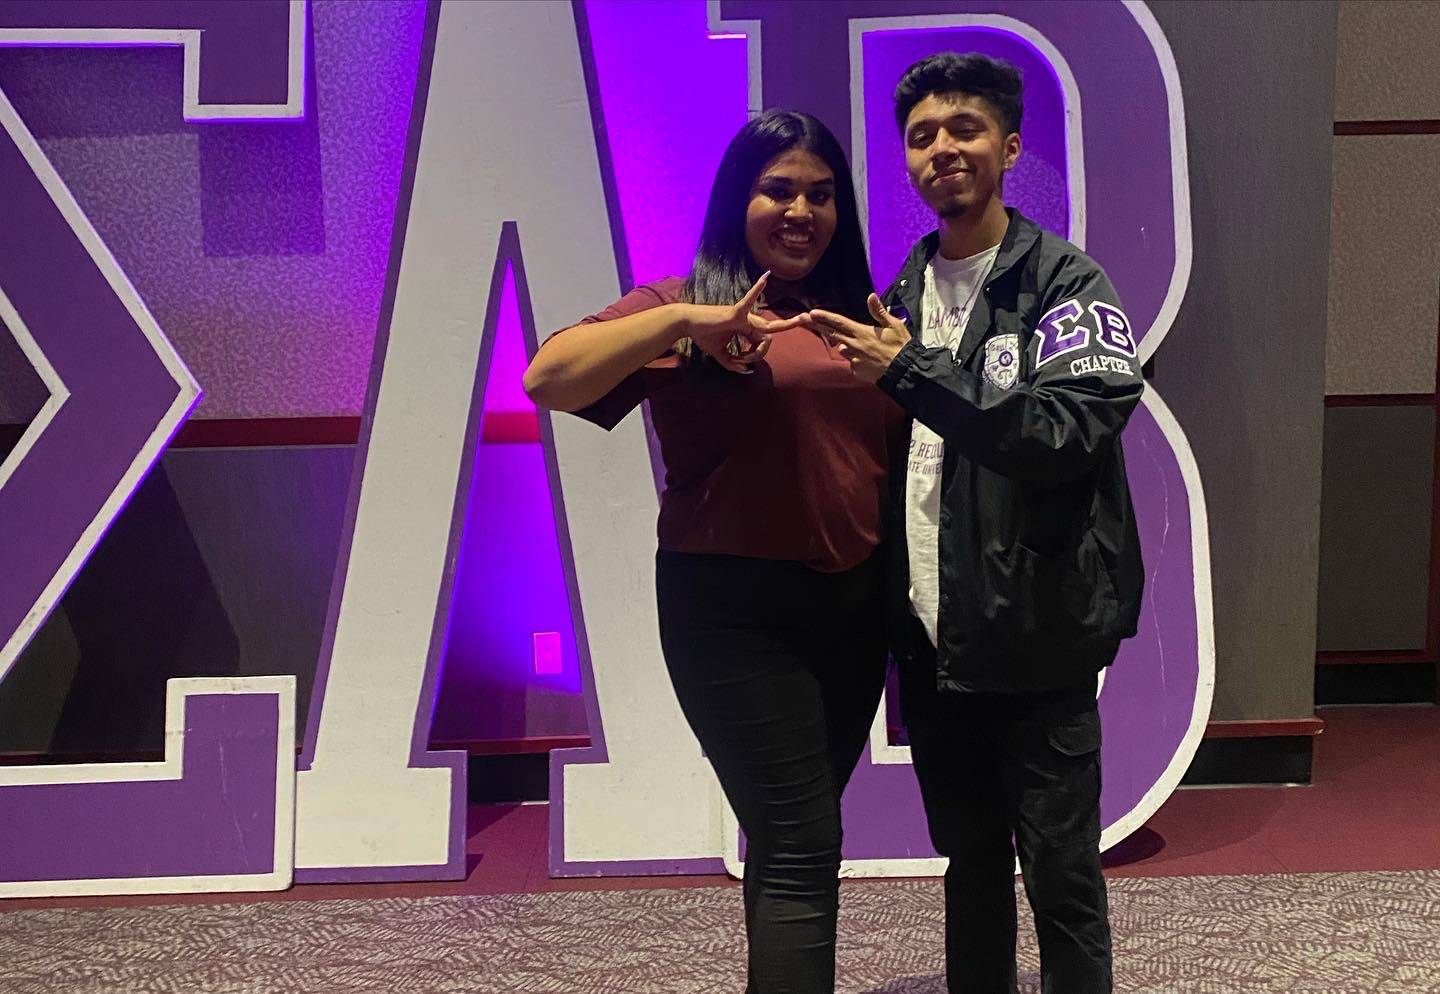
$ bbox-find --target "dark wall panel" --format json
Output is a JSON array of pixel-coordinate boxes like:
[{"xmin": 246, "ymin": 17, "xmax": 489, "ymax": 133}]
[
  {"xmin": 1148, "ymin": 1, "xmax": 1337, "ymax": 719},
  {"xmin": 0, "ymin": 446, "xmax": 353, "ymax": 754},
  {"xmin": 0, "ymin": 440, "xmax": 591, "ymax": 756},
  {"xmin": 1317, "ymin": 405, "xmax": 1434, "ymax": 651}
]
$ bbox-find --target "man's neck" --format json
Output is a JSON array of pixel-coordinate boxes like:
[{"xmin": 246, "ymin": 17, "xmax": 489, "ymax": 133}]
[{"xmin": 937, "ymin": 197, "xmax": 1009, "ymax": 261}]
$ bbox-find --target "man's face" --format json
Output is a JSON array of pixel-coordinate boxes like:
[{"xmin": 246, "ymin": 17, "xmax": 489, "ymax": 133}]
[{"xmin": 903, "ymin": 92, "xmax": 1020, "ymax": 220}]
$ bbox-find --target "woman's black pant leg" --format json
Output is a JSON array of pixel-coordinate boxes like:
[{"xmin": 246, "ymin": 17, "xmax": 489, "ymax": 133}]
[{"xmin": 657, "ymin": 552, "xmax": 887, "ymax": 994}]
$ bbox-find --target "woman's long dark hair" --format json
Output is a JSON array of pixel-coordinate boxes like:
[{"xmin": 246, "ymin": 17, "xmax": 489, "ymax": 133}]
[{"xmin": 682, "ymin": 110, "xmax": 873, "ymax": 324}]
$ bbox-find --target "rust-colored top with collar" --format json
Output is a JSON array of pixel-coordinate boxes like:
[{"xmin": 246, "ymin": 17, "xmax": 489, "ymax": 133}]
[{"xmin": 553, "ymin": 277, "xmax": 905, "ymax": 573}]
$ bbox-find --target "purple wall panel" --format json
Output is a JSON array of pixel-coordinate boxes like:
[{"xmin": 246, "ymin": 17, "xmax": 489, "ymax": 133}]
[
  {"xmin": 0, "ymin": 1, "xmax": 294, "ymax": 107},
  {"xmin": 582, "ymin": 0, "xmax": 748, "ymax": 287},
  {"xmin": 0, "ymin": 0, "xmax": 426, "ymax": 422},
  {"xmin": 433, "ymin": 422, "xmax": 583, "ymax": 742}
]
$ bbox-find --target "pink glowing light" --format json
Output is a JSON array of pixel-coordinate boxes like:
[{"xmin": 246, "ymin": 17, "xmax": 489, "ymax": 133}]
[{"xmin": 533, "ymin": 632, "xmax": 563, "ymax": 675}]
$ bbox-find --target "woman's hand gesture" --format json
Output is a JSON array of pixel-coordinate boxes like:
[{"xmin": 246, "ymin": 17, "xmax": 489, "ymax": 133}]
[{"xmin": 681, "ymin": 272, "xmax": 804, "ymax": 373}]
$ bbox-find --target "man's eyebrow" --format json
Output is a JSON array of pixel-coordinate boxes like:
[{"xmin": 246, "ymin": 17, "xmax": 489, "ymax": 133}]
[{"xmin": 909, "ymin": 110, "xmax": 988, "ymax": 131}]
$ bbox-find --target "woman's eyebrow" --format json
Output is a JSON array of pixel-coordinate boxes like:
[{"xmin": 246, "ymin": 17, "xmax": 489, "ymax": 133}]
[{"xmin": 759, "ymin": 175, "xmax": 835, "ymax": 186}]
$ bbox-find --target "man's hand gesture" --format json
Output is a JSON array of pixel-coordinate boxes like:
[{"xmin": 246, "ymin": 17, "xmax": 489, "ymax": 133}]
[{"xmin": 800, "ymin": 293, "xmax": 911, "ymax": 383}]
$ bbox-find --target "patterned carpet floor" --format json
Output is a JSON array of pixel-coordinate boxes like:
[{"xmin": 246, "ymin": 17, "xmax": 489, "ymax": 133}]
[{"xmin": 2, "ymin": 869, "xmax": 1439, "ymax": 993}]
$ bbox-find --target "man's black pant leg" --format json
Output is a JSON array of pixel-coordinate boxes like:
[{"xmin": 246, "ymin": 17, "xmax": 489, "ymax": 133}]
[
  {"xmin": 901, "ymin": 671, "xmax": 1019, "ymax": 994},
  {"xmin": 1006, "ymin": 693, "xmax": 1112, "ymax": 994},
  {"xmin": 901, "ymin": 664, "xmax": 1112, "ymax": 994}
]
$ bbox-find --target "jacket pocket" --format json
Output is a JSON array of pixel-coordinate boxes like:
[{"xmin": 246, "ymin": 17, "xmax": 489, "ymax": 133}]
[
  {"xmin": 994, "ymin": 531, "xmax": 1120, "ymax": 650},
  {"xmin": 1047, "ymin": 709, "xmax": 1101, "ymax": 757}
]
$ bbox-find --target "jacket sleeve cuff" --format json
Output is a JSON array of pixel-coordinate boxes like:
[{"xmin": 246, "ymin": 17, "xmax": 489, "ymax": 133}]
[{"xmin": 877, "ymin": 338, "xmax": 925, "ymax": 397}]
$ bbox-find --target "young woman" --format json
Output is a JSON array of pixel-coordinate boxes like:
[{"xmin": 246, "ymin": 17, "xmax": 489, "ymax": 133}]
[{"xmin": 525, "ymin": 110, "xmax": 902, "ymax": 993}]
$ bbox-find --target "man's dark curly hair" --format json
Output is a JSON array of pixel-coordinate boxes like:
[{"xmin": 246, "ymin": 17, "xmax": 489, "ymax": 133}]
[{"xmin": 893, "ymin": 52, "xmax": 1023, "ymax": 136}]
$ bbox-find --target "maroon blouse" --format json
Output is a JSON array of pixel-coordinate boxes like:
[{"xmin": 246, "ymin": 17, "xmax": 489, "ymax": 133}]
[{"xmin": 554, "ymin": 278, "xmax": 904, "ymax": 573}]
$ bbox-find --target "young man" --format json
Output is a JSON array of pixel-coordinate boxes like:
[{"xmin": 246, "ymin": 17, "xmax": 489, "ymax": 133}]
[{"xmin": 801, "ymin": 54, "xmax": 1144, "ymax": 993}]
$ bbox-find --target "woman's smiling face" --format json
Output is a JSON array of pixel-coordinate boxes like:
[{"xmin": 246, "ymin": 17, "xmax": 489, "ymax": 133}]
[{"xmin": 744, "ymin": 148, "xmax": 838, "ymax": 286}]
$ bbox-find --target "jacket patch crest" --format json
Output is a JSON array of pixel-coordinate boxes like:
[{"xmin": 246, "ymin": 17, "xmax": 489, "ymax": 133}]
[{"xmin": 983, "ymin": 334, "xmax": 1021, "ymax": 390}]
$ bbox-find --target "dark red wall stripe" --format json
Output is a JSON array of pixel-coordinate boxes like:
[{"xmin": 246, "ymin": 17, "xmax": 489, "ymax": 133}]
[
  {"xmin": 1323, "ymin": 393, "xmax": 1434, "ymax": 408},
  {"xmin": 173, "ymin": 416, "xmax": 361, "ymax": 447},
  {"xmin": 480, "ymin": 411, "xmax": 541, "ymax": 444},
  {"xmin": 1316, "ymin": 649, "xmax": 1433, "ymax": 666},
  {"xmin": 1334, "ymin": 119, "xmax": 1440, "ymax": 135},
  {"xmin": 1, "ymin": 412, "xmax": 544, "ymax": 450},
  {"xmin": 1203, "ymin": 718, "xmax": 1325, "ymax": 739}
]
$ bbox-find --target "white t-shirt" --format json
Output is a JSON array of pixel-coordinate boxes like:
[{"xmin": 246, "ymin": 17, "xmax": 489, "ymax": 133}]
[{"xmin": 906, "ymin": 243, "xmax": 1001, "ymax": 646}]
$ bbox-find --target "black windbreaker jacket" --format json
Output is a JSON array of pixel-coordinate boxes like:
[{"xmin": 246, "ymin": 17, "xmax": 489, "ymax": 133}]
[{"xmin": 877, "ymin": 209, "xmax": 1145, "ymax": 693}]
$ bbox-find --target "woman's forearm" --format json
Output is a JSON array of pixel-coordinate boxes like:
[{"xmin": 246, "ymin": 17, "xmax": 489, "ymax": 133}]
[{"xmin": 523, "ymin": 303, "xmax": 694, "ymax": 412}]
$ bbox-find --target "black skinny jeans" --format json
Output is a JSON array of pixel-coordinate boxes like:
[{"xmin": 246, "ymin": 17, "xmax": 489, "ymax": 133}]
[{"xmin": 656, "ymin": 550, "xmax": 889, "ymax": 994}]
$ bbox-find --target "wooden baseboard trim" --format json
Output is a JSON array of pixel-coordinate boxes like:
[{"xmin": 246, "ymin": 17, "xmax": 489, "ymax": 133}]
[{"xmin": 1202, "ymin": 717, "xmax": 1324, "ymax": 739}]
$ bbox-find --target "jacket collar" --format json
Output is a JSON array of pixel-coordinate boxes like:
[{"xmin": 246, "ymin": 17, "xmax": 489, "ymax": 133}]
[
  {"xmin": 891, "ymin": 207, "xmax": 1042, "ymax": 370},
  {"xmin": 900, "ymin": 206, "xmax": 1041, "ymax": 289}
]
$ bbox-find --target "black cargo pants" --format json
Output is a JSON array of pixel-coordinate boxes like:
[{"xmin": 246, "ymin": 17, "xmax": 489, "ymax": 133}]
[{"xmin": 900, "ymin": 649, "xmax": 1112, "ymax": 994}]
